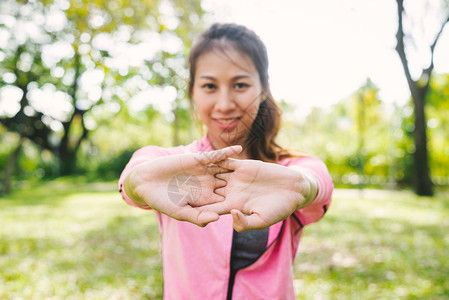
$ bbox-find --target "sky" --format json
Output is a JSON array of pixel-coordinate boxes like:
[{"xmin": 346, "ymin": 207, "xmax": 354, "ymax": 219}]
[{"xmin": 202, "ymin": 0, "xmax": 449, "ymax": 117}]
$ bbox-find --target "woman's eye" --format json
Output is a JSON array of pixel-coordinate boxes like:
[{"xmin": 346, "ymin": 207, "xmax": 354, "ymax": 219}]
[
  {"xmin": 202, "ymin": 83, "xmax": 216, "ymax": 90},
  {"xmin": 234, "ymin": 83, "xmax": 249, "ymax": 89}
]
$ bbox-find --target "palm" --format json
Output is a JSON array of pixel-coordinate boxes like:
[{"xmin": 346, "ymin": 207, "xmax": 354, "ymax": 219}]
[{"xmin": 207, "ymin": 159, "xmax": 304, "ymax": 231}]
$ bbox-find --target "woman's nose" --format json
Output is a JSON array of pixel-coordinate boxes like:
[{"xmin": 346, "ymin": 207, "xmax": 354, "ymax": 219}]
[{"xmin": 215, "ymin": 89, "xmax": 236, "ymax": 112}]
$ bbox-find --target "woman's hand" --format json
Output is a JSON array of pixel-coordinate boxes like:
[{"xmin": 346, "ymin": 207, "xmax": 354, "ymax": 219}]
[
  {"xmin": 203, "ymin": 158, "xmax": 316, "ymax": 232},
  {"xmin": 124, "ymin": 145, "xmax": 242, "ymax": 227}
]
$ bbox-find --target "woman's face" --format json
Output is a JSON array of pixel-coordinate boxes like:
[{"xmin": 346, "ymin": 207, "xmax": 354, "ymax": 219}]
[{"xmin": 192, "ymin": 47, "xmax": 263, "ymax": 150}]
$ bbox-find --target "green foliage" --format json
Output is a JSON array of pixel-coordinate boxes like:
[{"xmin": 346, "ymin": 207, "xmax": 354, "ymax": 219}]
[
  {"xmin": 279, "ymin": 75, "xmax": 449, "ymax": 189},
  {"xmin": 1, "ymin": 180, "xmax": 448, "ymax": 298},
  {"xmin": 2, "ymin": 71, "xmax": 449, "ymax": 190},
  {"xmin": 0, "ymin": 126, "xmax": 20, "ymax": 173},
  {"xmin": 0, "ymin": 0, "xmax": 205, "ymax": 179},
  {"xmin": 394, "ymin": 73, "xmax": 449, "ymax": 187},
  {"xmin": 0, "ymin": 0, "xmax": 447, "ymax": 191},
  {"xmin": 94, "ymin": 148, "xmax": 135, "ymax": 180},
  {"xmin": 280, "ymin": 79, "xmax": 397, "ymax": 187},
  {"xmin": 427, "ymin": 74, "xmax": 449, "ymax": 186}
]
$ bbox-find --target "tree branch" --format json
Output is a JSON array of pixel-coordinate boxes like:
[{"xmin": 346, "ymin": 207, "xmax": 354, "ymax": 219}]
[
  {"xmin": 425, "ymin": 14, "xmax": 449, "ymax": 76},
  {"xmin": 395, "ymin": 0, "xmax": 416, "ymax": 91}
]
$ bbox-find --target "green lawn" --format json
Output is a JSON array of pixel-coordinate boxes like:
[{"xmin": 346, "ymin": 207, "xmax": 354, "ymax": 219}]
[{"xmin": 1, "ymin": 179, "xmax": 448, "ymax": 299}]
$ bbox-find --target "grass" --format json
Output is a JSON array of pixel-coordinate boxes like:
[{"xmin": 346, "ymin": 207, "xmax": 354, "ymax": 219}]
[
  {"xmin": 0, "ymin": 179, "xmax": 163, "ymax": 299},
  {"xmin": 1, "ymin": 179, "xmax": 448, "ymax": 299},
  {"xmin": 295, "ymin": 189, "xmax": 449, "ymax": 299}
]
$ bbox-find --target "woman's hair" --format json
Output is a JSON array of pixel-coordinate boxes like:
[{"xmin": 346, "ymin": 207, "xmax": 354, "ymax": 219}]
[{"xmin": 188, "ymin": 23, "xmax": 296, "ymax": 162}]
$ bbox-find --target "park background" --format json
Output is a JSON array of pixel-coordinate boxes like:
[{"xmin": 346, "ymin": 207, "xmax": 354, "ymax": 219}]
[{"xmin": 1, "ymin": 0, "xmax": 448, "ymax": 298}]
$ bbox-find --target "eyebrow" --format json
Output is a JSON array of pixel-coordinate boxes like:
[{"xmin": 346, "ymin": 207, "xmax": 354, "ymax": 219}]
[
  {"xmin": 198, "ymin": 75, "xmax": 216, "ymax": 80},
  {"xmin": 198, "ymin": 75, "xmax": 252, "ymax": 81},
  {"xmin": 232, "ymin": 75, "xmax": 251, "ymax": 81}
]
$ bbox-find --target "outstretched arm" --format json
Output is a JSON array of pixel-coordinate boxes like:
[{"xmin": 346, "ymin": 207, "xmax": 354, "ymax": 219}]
[{"xmin": 122, "ymin": 145, "xmax": 242, "ymax": 227}]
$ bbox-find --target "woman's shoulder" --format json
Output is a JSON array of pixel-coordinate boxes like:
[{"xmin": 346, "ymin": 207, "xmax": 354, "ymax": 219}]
[
  {"xmin": 278, "ymin": 154, "xmax": 326, "ymax": 169},
  {"xmin": 279, "ymin": 155, "xmax": 333, "ymax": 193}
]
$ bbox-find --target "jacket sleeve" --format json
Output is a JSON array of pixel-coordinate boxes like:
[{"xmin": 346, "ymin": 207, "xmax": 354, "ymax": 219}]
[
  {"xmin": 288, "ymin": 156, "xmax": 334, "ymax": 227},
  {"xmin": 118, "ymin": 146, "xmax": 168, "ymax": 209}
]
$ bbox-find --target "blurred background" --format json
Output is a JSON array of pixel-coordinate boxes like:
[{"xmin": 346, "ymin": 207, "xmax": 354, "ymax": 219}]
[
  {"xmin": 1, "ymin": 0, "xmax": 448, "ymax": 195},
  {"xmin": 1, "ymin": 0, "xmax": 449, "ymax": 298}
]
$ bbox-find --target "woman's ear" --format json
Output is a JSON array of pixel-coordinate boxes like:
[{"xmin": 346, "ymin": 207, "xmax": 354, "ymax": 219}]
[
  {"xmin": 262, "ymin": 86, "xmax": 273, "ymax": 102},
  {"xmin": 260, "ymin": 90, "xmax": 267, "ymax": 102}
]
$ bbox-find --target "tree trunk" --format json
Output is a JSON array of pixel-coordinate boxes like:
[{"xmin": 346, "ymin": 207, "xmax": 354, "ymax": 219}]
[
  {"xmin": 411, "ymin": 87, "xmax": 433, "ymax": 196},
  {"xmin": 58, "ymin": 149, "xmax": 77, "ymax": 176},
  {"xmin": 394, "ymin": 0, "xmax": 441, "ymax": 196},
  {"xmin": 2, "ymin": 138, "xmax": 23, "ymax": 195}
]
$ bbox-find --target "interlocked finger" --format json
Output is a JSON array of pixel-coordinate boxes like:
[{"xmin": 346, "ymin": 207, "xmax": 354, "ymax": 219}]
[
  {"xmin": 214, "ymin": 172, "xmax": 232, "ymax": 181},
  {"xmin": 195, "ymin": 145, "xmax": 242, "ymax": 165},
  {"xmin": 216, "ymin": 158, "xmax": 239, "ymax": 171},
  {"xmin": 213, "ymin": 178, "xmax": 227, "ymax": 189},
  {"xmin": 198, "ymin": 199, "xmax": 231, "ymax": 215}
]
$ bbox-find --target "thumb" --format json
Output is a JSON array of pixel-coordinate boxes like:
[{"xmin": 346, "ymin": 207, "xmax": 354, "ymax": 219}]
[
  {"xmin": 231, "ymin": 209, "xmax": 249, "ymax": 232},
  {"xmin": 231, "ymin": 209, "xmax": 266, "ymax": 232}
]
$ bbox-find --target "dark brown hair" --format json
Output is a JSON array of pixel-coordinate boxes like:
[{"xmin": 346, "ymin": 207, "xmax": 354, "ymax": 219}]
[{"xmin": 188, "ymin": 23, "xmax": 296, "ymax": 162}]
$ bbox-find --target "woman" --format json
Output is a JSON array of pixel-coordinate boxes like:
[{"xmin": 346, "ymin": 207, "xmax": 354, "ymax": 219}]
[{"xmin": 119, "ymin": 23, "xmax": 333, "ymax": 300}]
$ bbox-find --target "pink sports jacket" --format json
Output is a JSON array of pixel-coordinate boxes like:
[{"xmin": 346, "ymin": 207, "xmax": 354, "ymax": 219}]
[{"xmin": 119, "ymin": 136, "xmax": 333, "ymax": 300}]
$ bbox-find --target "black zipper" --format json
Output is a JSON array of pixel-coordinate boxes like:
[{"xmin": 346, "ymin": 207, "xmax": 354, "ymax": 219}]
[
  {"xmin": 226, "ymin": 229, "xmax": 237, "ymax": 300},
  {"xmin": 226, "ymin": 268, "xmax": 237, "ymax": 300}
]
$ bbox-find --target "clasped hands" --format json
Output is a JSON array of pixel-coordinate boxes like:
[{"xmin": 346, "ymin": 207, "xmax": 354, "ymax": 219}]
[{"xmin": 124, "ymin": 145, "xmax": 315, "ymax": 232}]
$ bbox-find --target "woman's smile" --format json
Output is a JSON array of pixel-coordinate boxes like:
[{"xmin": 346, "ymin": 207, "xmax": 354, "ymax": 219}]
[{"xmin": 214, "ymin": 117, "xmax": 242, "ymax": 130}]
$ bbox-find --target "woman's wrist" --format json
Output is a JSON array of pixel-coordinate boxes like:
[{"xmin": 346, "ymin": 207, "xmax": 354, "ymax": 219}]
[
  {"xmin": 301, "ymin": 170, "xmax": 318, "ymax": 206},
  {"xmin": 123, "ymin": 167, "xmax": 149, "ymax": 207},
  {"xmin": 289, "ymin": 166, "xmax": 318, "ymax": 209}
]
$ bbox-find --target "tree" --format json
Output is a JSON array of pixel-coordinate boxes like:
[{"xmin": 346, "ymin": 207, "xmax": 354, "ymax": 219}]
[
  {"xmin": 426, "ymin": 73, "xmax": 449, "ymax": 186},
  {"xmin": 0, "ymin": 0, "xmax": 204, "ymax": 192},
  {"xmin": 279, "ymin": 79, "xmax": 391, "ymax": 187},
  {"xmin": 353, "ymin": 79, "xmax": 383, "ymax": 188},
  {"xmin": 395, "ymin": 0, "xmax": 449, "ymax": 195}
]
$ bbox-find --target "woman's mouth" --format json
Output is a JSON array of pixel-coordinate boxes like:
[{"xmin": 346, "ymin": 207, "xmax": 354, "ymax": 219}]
[{"xmin": 214, "ymin": 117, "xmax": 241, "ymax": 129}]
